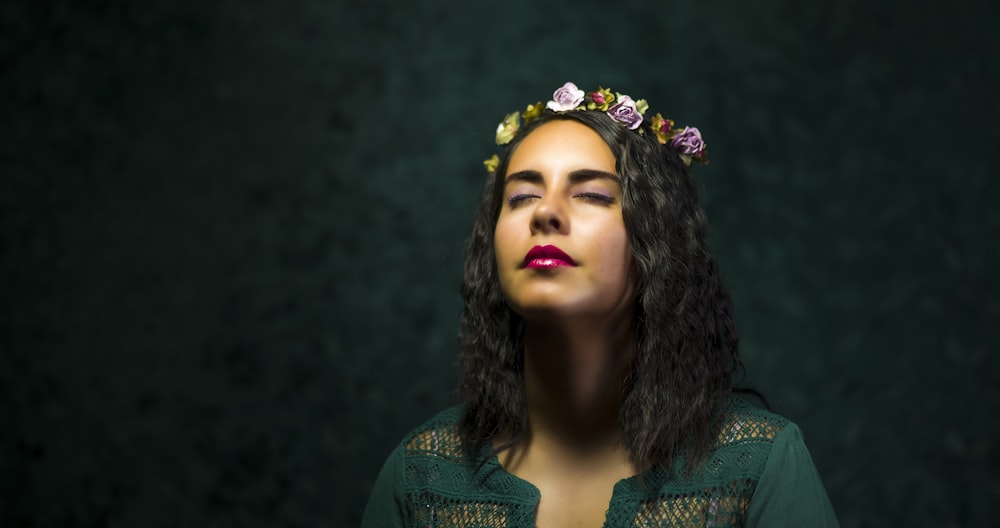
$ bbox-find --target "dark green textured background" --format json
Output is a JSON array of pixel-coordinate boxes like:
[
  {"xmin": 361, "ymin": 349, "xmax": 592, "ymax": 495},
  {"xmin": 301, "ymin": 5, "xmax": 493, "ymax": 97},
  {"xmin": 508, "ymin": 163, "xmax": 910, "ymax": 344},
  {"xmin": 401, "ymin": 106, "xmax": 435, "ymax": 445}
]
[{"xmin": 2, "ymin": 0, "xmax": 997, "ymax": 526}]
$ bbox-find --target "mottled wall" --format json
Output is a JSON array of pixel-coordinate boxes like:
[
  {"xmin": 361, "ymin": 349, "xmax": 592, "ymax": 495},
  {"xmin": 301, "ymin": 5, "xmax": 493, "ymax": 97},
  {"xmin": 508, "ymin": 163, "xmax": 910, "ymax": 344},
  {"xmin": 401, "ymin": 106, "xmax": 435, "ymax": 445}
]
[{"xmin": 2, "ymin": 0, "xmax": 997, "ymax": 526}]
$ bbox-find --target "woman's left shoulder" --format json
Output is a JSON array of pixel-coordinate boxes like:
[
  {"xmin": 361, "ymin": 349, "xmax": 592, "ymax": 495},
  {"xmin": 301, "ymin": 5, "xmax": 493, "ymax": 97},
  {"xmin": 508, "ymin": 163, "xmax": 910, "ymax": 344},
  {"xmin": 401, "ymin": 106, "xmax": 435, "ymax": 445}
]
[
  {"xmin": 693, "ymin": 396, "xmax": 807, "ymax": 483},
  {"xmin": 636, "ymin": 397, "xmax": 837, "ymax": 527},
  {"xmin": 714, "ymin": 397, "xmax": 841, "ymax": 526},
  {"xmin": 680, "ymin": 397, "xmax": 840, "ymax": 526},
  {"xmin": 713, "ymin": 396, "xmax": 792, "ymax": 451}
]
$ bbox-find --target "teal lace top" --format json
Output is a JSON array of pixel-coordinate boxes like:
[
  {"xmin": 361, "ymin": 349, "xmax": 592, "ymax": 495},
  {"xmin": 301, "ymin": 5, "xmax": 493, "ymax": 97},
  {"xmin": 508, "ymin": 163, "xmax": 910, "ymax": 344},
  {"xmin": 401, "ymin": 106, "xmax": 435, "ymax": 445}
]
[{"xmin": 362, "ymin": 398, "xmax": 838, "ymax": 527}]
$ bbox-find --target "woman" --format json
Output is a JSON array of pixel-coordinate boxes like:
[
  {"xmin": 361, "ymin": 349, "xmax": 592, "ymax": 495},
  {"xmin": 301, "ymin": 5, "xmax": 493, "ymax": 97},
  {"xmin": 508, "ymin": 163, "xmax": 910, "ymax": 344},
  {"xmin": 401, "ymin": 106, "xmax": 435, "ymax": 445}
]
[{"xmin": 362, "ymin": 82, "xmax": 838, "ymax": 527}]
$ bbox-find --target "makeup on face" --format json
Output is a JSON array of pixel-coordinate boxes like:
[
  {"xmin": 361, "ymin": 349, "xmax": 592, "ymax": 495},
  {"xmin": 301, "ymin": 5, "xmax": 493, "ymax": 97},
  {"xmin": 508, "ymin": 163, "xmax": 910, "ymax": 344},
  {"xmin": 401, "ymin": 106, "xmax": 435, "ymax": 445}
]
[
  {"xmin": 493, "ymin": 120, "xmax": 635, "ymax": 320},
  {"xmin": 523, "ymin": 245, "xmax": 577, "ymax": 269},
  {"xmin": 503, "ymin": 169, "xmax": 619, "ymax": 210}
]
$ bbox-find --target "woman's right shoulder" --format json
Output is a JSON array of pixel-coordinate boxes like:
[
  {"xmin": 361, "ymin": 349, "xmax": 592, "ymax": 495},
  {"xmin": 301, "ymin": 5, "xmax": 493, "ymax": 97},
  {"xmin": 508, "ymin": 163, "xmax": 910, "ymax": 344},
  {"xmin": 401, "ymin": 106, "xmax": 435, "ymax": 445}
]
[
  {"xmin": 395, "ymin": 404, "xmax": 470, "ymax": 462},
  {"xmin": 363, "ymin": 406, "xmax": 469, "ymax": 527}
]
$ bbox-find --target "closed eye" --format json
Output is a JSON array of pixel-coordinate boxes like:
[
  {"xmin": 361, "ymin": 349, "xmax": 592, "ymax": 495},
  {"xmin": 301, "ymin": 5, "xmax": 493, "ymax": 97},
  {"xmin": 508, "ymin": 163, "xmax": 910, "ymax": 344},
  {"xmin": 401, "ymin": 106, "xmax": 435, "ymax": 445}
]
[
  {"xmin": 507, "ymin": 194, "xmax": 539, "ymax": 207},
  {"xmin": 574, "ymin": 192, "xmax": 615, "ymax": 205}
]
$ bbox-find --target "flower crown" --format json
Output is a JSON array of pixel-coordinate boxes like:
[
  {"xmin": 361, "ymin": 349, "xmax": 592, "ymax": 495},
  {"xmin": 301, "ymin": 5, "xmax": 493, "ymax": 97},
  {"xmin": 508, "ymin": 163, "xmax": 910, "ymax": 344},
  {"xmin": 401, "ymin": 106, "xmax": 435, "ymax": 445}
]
[{"xmin": 484, "ymin": 82, "xmax": 708, "ymax": 173}]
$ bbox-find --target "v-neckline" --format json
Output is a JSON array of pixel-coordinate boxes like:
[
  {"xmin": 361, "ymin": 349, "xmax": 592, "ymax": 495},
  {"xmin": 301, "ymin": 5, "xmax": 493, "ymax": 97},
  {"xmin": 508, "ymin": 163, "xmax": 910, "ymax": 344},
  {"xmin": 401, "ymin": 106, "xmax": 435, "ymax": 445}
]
[{"xmin": 476, "ymin": 444, "xmax": 661, "ymax": 527}]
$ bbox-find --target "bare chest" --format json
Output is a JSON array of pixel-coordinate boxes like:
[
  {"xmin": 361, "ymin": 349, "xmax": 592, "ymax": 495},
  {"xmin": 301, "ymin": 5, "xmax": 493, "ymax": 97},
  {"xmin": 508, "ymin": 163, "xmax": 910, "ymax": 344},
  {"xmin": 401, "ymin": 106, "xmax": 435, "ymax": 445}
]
[
  {"xmin": 533, "ymin": 480, "xmax": 615, "ymax": 527},
  {"xmin": 511, "ymin": 462, "xmax": 633, "ymax": 528}
]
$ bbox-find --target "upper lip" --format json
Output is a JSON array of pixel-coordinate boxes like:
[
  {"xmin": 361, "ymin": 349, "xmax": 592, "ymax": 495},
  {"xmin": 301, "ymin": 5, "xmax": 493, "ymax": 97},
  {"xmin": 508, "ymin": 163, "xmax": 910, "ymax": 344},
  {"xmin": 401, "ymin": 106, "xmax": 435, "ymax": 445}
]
[{"xmin": 523, "ymin": 245, "xmax": 576, "ymax": 266}]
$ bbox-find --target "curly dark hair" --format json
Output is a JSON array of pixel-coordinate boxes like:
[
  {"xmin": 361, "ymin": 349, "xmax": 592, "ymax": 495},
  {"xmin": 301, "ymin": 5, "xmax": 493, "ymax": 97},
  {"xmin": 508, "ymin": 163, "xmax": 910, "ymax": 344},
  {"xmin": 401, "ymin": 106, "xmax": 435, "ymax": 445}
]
[{"xmin": 456, "ymin": 109, "xmax": 743, "ymax": 472}]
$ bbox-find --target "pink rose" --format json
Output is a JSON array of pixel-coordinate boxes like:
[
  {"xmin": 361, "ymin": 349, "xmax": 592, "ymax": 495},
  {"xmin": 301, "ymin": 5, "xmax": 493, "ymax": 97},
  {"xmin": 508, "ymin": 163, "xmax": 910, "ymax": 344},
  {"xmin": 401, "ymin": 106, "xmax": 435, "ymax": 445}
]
[
  {"xmin": 606, "ymin": 95, "xmax": 643, "ymax": 130},
  {"xmin": 589, "ymin": 91, "xmax": 606, "ymax": 105},
  {"xmin": 670, "ymin": 127, "xmax": 706, "ymax": 156},
  {"xmin": 546, "ymin": 82, "xmax": 585, "ymax": 112}
]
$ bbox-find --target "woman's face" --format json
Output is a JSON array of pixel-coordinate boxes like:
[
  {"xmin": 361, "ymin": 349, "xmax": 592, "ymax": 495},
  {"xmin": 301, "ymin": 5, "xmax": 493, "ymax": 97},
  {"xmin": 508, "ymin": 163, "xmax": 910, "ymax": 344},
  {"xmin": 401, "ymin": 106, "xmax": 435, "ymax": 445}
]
[{"xmin": 494, "ymin": 120, "xmax": 635, "ymax": 322}]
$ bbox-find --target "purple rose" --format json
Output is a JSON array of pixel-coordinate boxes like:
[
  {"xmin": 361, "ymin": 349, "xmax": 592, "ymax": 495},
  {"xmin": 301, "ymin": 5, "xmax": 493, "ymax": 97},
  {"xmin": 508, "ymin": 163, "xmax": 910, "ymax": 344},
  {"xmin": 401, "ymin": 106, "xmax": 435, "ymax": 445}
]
[
  {"xmin": 546, "ymin": 82, "xmax": 585, "ymax": 112},
  {"xmin": 670, "ymin": 127, "xmax": 706, "ymax": 156},
  {"xmin": 606, "ymin": 95, "xmax": 643, "ymax": 130}
]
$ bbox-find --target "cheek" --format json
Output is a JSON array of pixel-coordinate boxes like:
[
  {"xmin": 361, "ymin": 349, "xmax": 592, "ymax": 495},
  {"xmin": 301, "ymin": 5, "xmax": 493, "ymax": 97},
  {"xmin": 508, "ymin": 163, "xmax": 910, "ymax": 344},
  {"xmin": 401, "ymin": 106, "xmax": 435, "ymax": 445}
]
[
  {"xmin": 493, "ymin": 209, "xmax": 529, "ymax": 260},
  {"xmin": 610, "ymin": 240, "xmax": 632, "ymax": 285},
  {"xmin": 594, "ymin": 221, "xmax": 633, "ymax": 285}
]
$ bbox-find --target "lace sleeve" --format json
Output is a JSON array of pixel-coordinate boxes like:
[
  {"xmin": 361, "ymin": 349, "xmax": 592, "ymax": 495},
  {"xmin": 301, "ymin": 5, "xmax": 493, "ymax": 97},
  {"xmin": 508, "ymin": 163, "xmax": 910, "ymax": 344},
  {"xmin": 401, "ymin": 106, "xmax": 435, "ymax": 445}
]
[{"xmin": 744, "ymin": 422, "xmax": 840, "ymax": 527}]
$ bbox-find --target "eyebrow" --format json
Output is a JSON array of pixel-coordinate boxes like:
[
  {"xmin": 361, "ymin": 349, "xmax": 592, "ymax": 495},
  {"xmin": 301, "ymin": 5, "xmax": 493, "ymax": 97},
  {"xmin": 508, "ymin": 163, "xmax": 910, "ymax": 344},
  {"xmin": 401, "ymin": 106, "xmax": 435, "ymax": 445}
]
[{"xmin": 504, "ymin": 169, "xmax": 619, "ymax": 185}]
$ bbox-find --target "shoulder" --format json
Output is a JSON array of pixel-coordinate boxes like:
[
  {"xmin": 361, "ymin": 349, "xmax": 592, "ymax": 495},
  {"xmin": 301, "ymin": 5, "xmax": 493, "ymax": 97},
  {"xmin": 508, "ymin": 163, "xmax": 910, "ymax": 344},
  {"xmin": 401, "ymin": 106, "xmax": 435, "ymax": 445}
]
[
  {"xmin": 370, "ymin": 406, "xmax": 541, "ymax": 527},
  {"xmin": 610, "ymin": 398, "xmax": 836, "ymax": 527},
  {"xmin": 716, "ymin": 399, "xmax": 841, "ymax": 526},
  {"xmin": 362, "ymin": 406, "xmax": 473, "ymax": 528},
  {"xmin": 680, "ymin": 396, "xmax": 794, "ymax": 484},
  {"xmin": 714, "ymin": 396, "xmax": 790, "ymax": 451},
  {"xmin": 399, "ymin": 405, "xmax": 469, "ymax": 461}
]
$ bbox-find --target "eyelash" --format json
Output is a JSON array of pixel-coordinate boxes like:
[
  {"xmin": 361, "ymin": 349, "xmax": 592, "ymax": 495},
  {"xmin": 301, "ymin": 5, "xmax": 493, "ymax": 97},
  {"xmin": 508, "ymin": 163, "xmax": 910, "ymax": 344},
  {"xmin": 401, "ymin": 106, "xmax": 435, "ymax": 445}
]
[
  {"xmin": 507, "ymin": 194, "xmax": 537, "ymax": 207},
  {"xmin": 575, "ymin": 192, "xmax": 615, "ymax": 204},
  {"xmin": 506, "ymin": 192, "xmax": 615, "ymax": 207}
]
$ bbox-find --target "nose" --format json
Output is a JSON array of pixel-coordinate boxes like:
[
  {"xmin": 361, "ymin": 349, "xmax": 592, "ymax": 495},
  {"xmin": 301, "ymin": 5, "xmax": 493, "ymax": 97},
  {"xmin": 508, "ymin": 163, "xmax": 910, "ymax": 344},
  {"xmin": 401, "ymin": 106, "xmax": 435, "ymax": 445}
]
[{"xmin": 530, "ymin": 194, "xmax": 568, "ymax": 234}]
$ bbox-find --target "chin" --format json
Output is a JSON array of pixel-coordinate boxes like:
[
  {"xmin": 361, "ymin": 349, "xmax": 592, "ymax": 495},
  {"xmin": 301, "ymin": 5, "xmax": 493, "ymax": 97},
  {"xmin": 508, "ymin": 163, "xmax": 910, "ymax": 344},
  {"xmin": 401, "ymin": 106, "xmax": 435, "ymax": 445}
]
[
  {"xmin": 507, "ymin": 299, "xmax": 609, "ymax": 323},
  {"xmin": 506, "ymin": 288, "xmax": 637, "ymax": 325}
]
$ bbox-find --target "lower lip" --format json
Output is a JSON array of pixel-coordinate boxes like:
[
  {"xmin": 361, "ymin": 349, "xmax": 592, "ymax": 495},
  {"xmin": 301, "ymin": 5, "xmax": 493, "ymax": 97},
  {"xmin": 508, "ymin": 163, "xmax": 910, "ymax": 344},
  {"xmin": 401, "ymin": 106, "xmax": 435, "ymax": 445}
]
[{"xmin": 525, "ymin": 258, "xmax": 574, "ymax": 269}]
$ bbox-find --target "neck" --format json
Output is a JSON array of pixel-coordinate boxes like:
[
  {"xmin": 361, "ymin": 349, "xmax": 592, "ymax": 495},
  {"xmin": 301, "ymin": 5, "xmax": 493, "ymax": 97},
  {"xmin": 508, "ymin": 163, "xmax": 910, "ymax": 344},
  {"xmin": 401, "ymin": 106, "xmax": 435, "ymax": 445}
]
[{"xmin": 520, "ymin": 311, "xmax": 636, "ymax": 453}]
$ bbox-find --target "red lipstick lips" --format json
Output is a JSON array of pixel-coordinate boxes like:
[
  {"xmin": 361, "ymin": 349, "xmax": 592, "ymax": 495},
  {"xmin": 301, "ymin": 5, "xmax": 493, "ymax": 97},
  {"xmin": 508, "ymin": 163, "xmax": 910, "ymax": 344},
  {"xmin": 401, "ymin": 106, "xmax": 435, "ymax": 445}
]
[{"xmin": 523, "ymin": 245, "xmax": 576, "ymax": 269}]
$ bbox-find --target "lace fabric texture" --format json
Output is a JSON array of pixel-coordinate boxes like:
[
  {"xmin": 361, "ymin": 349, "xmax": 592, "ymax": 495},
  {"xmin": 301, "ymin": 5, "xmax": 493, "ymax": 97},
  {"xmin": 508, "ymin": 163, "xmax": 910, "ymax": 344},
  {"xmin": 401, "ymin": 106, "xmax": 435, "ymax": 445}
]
[{"xmin": 400, "ymin": 399, "xmax": 788, "ymax": 527}]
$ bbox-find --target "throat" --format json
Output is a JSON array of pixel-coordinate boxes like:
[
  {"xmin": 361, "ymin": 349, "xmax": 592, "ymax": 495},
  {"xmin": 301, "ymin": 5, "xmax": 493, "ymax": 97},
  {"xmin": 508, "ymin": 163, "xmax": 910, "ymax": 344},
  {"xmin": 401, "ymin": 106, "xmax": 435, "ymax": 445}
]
[{"xmin": 521, "ymin": 321, "xmax": 636, "ymax": 448}]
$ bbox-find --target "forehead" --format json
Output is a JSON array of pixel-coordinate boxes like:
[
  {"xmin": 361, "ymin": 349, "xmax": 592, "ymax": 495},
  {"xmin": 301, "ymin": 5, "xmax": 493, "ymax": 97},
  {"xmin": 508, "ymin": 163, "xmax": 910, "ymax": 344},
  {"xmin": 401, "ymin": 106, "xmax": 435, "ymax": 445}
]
[{"xmin": 506, "ymin": 120, "xmax": 616, "ymax": 176}]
